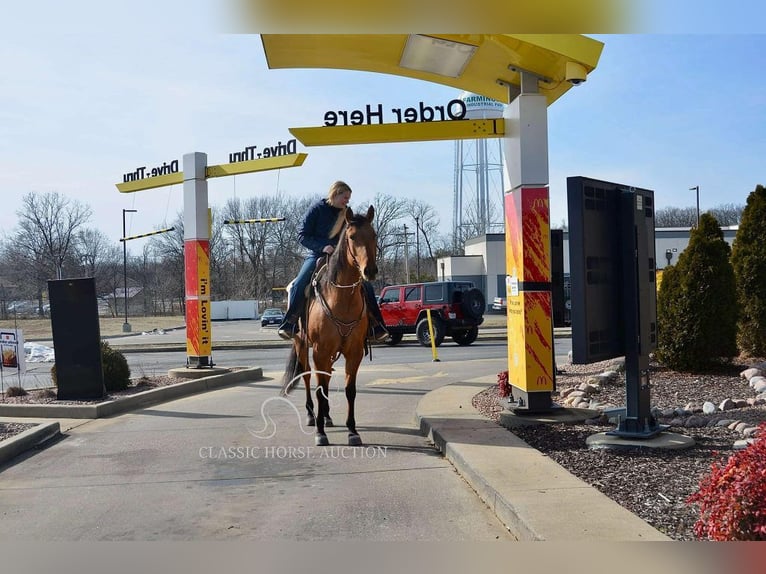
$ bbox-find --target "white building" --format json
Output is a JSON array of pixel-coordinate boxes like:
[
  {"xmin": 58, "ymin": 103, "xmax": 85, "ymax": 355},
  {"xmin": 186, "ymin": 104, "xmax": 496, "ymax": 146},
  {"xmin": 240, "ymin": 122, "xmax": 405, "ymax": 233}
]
[{"xmin": 438, "ymin": 226, "xmax": 739, "ymax": 308}]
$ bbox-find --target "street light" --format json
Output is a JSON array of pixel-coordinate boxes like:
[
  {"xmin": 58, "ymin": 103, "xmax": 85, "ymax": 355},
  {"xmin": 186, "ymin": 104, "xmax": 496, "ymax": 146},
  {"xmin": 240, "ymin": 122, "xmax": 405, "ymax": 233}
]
[
  {"xmin": 689, "ymin": 185, "xmax": 700, "ymax": 227},
  {"xmin": 122, "ymin": 209, "xmax": 137, "ymax": 332}
]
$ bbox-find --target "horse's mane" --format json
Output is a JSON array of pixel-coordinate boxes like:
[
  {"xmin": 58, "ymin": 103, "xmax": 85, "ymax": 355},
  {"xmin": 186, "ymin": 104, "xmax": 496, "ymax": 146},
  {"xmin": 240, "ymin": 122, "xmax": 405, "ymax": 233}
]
[{"xmin": 326, "ymin": 212, "xmax": 370, "ymax": 284}]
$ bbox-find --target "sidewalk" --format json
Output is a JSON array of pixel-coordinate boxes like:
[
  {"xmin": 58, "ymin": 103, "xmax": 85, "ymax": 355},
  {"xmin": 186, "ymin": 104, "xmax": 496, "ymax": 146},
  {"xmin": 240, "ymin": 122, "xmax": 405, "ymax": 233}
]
[{"xmin": 3, "ymin": 320, "xmax": 665, "ymax": 541}]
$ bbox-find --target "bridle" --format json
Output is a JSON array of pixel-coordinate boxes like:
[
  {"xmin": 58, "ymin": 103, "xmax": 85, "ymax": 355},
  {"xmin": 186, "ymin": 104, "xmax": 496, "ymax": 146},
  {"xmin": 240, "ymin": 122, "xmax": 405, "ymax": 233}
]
[
  {"xmin": 330, "ymin": 235, "xmax": 363, "ymax": 289},
  {"xmin": 311, "ymin": 222, "xmax": 370, "ymax": 346}
]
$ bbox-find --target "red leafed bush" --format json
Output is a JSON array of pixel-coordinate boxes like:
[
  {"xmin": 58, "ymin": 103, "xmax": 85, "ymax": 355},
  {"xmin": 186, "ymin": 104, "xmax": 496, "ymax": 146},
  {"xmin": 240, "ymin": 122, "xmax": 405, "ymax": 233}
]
[
  {"xmin": 686, "ymin": 422, "xmax": 766, "ymax": 540},
  {"xmin": 497, "ymin": 370, "xmax": 511, "ymax": 397}
]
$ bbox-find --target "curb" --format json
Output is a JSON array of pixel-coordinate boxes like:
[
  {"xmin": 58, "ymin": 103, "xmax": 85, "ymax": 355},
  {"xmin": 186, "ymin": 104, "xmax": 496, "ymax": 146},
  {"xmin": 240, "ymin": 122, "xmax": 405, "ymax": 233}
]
[
  {"xmin": 415, "ymin": 381, "xmax": 670, "ymax": 541},
  {"xmin": 0, "ymin": 421, "xmax": 61, "ymax": 468},
  {"xmin": 0, "ymin": 367, "xmax": 263, "ymax": 419},
  {"xmin": 99, "ymin": 329, "xmax": 571, "ymax": 354}
]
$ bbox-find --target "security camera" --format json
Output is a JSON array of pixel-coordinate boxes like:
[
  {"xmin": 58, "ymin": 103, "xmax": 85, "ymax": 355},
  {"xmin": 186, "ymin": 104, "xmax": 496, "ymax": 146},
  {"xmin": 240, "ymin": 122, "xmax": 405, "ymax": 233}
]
[{"xmin": 565, "ymin": 62, "xmax": 587, "ymax": 86}]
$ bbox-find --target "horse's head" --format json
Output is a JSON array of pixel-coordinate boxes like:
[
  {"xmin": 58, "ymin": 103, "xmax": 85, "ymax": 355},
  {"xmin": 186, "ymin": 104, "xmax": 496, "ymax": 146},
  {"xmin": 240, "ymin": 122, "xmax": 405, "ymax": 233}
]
[{"xmin": 343, "ymin": 205, "xmax": 378, "ymax": 281}]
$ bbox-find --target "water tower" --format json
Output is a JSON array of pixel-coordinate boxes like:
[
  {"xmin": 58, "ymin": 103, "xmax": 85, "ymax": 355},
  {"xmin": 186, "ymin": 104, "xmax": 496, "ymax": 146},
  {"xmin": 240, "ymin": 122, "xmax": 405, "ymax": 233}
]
[{"xmin": 453, "ymin": 92, "xmax": 506, "ymax": 247}]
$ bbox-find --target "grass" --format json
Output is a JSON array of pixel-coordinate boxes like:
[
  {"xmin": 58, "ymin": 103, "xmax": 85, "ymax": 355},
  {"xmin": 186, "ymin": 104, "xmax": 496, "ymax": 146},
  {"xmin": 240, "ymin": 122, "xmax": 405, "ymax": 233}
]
[{"xmin": 0, "ymin": 315, "xmax": 185, "ymax": 340}]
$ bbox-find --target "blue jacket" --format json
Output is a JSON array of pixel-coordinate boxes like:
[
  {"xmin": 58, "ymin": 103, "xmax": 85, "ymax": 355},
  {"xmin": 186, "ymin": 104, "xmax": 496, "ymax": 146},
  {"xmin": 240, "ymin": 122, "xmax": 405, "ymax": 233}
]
[{"xmin": 298, "ymin": 199, "xmax": 343, "ymax": 255}]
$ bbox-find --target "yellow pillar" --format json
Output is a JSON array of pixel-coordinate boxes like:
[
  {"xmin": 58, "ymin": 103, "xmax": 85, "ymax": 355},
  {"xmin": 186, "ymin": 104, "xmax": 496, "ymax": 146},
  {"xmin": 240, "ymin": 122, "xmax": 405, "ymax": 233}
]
[
  {"xmin": 502, "ymin": 76, "xmax": 554, "ymax": 411},
  {"xmin": 183, "ymin": 152, "xmax": 213, "ymax": 367}
]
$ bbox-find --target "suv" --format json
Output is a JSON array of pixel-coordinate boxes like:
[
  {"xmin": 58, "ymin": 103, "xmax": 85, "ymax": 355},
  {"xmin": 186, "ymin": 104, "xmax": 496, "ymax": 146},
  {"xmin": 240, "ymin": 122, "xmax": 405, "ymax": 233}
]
[{"xmin": 378, "ymin": 281, "xmax": 485, "ymax": 347}]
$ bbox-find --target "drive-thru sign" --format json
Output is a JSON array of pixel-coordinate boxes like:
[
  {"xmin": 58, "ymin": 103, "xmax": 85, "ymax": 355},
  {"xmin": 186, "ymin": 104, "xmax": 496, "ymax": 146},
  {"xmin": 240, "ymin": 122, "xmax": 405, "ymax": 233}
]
[{"xmin": 116, "ymin": 151, "xmax": 306, "ymax": 367}]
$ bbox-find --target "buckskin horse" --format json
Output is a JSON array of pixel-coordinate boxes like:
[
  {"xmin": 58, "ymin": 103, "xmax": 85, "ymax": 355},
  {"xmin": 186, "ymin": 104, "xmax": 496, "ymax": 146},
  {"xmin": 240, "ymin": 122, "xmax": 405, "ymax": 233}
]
[{"xmin": 280, "ymin": 205, "xmax": 378, "ymax": 447}]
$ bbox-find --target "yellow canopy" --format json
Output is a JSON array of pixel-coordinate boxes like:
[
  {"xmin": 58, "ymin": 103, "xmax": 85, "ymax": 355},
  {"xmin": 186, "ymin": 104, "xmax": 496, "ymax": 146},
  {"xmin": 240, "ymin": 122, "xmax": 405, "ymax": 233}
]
[{"xmin": 261, "ymin": 34, "xmax": 603, "ymax": 105}]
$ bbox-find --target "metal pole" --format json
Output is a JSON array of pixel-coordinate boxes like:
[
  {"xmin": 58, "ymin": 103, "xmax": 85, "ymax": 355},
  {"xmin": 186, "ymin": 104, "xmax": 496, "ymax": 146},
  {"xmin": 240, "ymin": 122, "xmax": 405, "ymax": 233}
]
[
  {"xmin": 122, "ymin": 209, "xmax": 137, "ymax": 332},
  {"xmin": 414, "ymin": 216, "xmax": 420, "ymax": 281},
  {"xmin": 689, "ymin": 186, "xmax": 700, "ymax": 226},
  {"xmin": 402, "ymin": 224, "xmax": 410, "ymax": 282}
]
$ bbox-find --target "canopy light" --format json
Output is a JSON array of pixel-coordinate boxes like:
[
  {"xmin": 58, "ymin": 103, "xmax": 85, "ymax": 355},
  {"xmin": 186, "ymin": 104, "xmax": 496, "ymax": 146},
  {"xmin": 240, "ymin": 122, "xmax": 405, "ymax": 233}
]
[{"xmin": 399, "ymin": 35, "xmax": 477, "ymax": 78}]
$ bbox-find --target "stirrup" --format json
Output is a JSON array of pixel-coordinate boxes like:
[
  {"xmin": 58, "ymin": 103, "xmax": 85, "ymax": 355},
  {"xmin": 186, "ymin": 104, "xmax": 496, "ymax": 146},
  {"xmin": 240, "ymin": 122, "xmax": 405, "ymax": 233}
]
[
  {"xmin": 278, "ymin": 322, "xmax": 299, "ymax": 341},
  {"xmin": 370, "ymin": 324, "xmax": 390, "ymax": 342}
]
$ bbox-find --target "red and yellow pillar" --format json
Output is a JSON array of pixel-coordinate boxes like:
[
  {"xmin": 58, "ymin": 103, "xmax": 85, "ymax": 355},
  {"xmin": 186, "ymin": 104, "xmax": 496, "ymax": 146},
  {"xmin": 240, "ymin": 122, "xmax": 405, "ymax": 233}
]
[
  {"xmin": 183, "ymin": 152, "xmax": 213, "ymax": 367},
  {"xmin": 502, "ymin": 77, "xmax": 554, "ymax": 411}
]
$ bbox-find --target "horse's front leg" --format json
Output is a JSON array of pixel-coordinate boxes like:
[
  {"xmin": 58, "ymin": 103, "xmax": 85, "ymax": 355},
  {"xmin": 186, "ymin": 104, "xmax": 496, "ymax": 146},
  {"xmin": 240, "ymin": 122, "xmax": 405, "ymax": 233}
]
[
  {"xmin": 303, "ymin": 372, "xmax": 315, "ymax": 427},
  {"xmin": 313, "ymin": 355, "xmax": 333, "ymax": 447},
  {"xmin": 345, "ymin": 351, "xmax": 364, "ymax": 446}
]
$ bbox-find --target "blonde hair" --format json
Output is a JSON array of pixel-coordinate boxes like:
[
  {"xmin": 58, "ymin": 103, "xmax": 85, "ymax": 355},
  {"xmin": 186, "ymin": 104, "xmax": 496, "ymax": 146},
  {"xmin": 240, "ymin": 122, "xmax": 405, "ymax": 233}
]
[
  {"xmin": 326, "ymin": 180, "xmax": 352, "ymax": 203},
  {"xmin": 327, "ymin": 181, "xmax": 352, "ymax": 239}
]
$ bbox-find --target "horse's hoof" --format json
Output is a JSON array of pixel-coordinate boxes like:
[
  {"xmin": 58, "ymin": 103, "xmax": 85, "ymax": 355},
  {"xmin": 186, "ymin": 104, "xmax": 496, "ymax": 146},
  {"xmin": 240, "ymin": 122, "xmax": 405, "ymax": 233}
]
[
  {"xmin": 306, "ymin": 415, "xmax": 315, "ymax": 427},
  {"xmin": 348, "ymin": 433, "xmax": 363, "ymax": 447},
  {"xmin": 315, "ymin": 434, "xmax": 329, "ymax": 447},
  {"xmin": 324, "ymin": 416, "xmax": 334, "ymax": 427}
]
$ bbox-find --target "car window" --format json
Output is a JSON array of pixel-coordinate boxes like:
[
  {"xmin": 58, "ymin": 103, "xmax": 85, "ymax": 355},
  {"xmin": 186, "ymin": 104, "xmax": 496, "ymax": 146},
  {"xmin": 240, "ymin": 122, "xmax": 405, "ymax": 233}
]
[
  {"xmin": 404, "ymin": 286, "xmax": 421, "ymax": 302},
  {"xmin": 380, "ymin": 289, "xmax": 401, "ymax": 304},
  {"xmin": 424, "ymin": 284, "xmax": 444, "ymax": 302}
]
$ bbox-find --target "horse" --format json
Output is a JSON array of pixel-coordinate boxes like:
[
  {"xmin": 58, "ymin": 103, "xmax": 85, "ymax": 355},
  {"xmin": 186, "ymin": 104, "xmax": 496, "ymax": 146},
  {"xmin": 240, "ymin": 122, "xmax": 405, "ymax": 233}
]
[{"xmin": 280, "ymin": 205, "xmax": 378, "ymax": 447}]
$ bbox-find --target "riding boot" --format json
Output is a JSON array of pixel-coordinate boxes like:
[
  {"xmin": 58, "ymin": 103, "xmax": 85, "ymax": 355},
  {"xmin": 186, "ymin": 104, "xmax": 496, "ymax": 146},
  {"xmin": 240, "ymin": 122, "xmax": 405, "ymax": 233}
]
[
  {"xmin": 363, "ymin": 283, "xmax": 390, "ymax": 342},
  {"xmin": 277, "ymin": 314, "xmax": 300, "ymax": 341}
]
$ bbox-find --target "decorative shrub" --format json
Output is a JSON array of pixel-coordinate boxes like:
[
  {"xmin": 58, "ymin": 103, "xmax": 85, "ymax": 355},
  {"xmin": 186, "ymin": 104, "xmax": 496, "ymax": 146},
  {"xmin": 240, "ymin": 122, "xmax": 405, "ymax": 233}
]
[
  {"xmin": 5, "ymin": 386, "xmax": 27, "ymax": 397},
  {"xmin": 731, "ymin": 184, "xmax": 766, "ymax": 356},
  {"xmin": 100, "ymin": 341, "xmax": 131, "ymax": 392},
  {"xmin": 686, "ymin": 423, "xmax": 766, "ymax": 540},
  {"xmin": 50, "ymin": 341, "xmax": 131, "ymax": 392},
  {"xmin": 655, "ymin": 213, "xmax": 738, "ymax": 371},
  {"xmin": 497, "ymin": 370, "xmax": 511, "ymax": 397}
]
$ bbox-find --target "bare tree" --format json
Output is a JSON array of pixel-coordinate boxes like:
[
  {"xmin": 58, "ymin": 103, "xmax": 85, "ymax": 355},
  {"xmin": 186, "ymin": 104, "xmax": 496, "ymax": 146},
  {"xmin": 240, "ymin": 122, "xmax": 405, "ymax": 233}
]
[
  {"xmin": 16, "ymin": 192, "xmax": 92, "ymax": 281},
  {"xmin": 408, "ymin": 200, "xmax": 441, "ymax": 280},
  {"xmin": 708, "ymin": 203, "xmax": 744, "ymax": 226},
  {"xmin": 149, "ymin": 212, "xmax": 185, "ymax": 311},
  {"xmin": 655, "ymin": 203, "xmax": 744, "ymax": 228},
  {"xmin": 654, "ymin": 206, "xmax": 697, "ymax": 227},
  {"xmin": 370, "ymin": 192, "xmax": 409, "ymax": 285}
]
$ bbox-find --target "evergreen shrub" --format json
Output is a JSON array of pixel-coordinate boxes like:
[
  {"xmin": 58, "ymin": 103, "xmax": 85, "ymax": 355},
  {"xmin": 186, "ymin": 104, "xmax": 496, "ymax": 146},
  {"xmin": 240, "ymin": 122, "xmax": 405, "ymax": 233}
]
[
  {"xmin": 731, "ymin": 184, "xmax": 766, "ymax": 356},
  {"xmin": 655, "ymin": 213, "xmax": 738, "ymax": 371},
  {"xmin": 50, "ymin": 341, "xmax": 131, "ymax": 392}
]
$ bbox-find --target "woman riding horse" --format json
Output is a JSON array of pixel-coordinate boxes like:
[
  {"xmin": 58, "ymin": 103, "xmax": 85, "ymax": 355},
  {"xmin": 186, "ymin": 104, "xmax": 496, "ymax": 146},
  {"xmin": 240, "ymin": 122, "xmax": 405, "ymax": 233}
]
[
  {"xmin": 277, "ymin": 181, "xmax": 389, "ymax": 343},
  {"xmin": 281, "ymin": 202, "xmax": 381, "ymax": 446}
]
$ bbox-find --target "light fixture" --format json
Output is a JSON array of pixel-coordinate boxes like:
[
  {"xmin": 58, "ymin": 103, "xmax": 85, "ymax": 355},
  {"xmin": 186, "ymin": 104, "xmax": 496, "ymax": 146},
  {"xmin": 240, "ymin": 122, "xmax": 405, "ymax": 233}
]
[{"xmin": 399, "ymin": 35, "xmax": 477, "ymax": 78}]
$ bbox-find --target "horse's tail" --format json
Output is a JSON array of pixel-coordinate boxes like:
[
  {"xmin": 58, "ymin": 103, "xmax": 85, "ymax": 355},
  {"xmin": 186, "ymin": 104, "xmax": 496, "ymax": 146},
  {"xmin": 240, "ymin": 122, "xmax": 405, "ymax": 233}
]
[{"xmin": 280, "ymin": 345, "xmax": 304, "ymax": 396}]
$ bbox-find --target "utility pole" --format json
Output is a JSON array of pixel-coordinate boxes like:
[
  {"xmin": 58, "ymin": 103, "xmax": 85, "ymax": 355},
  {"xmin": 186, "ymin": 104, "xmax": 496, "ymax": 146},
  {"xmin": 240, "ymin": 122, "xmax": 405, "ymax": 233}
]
[
  {"xmin": 394, "ymin": 226, "xmax": 415, "ymax": 283},
  {"xmin": 414, "ymin": 216, "xmax": 421, "ymax": 281},
  {"xmin": 403, "ymin": 224, "xmax": 410, "ymax": 282}
]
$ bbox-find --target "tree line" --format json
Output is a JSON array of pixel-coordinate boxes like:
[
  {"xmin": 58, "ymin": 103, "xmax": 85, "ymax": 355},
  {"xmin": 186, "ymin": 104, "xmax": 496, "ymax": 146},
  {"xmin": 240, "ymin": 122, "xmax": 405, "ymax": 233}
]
[
  {"xmin": 0, "ymin": 189, "xmax": 747, "ymax": 320},
  {"xmin": 0, "ymin": 191, "xmax": 461, "ymax": 318}
]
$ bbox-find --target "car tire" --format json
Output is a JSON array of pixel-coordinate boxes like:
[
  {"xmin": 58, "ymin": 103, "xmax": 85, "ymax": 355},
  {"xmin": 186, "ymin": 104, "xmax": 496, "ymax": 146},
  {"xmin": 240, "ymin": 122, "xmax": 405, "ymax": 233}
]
[
  {"xmin": 461, "ymin": 288, "xmax": 485, "ymax": 320},
  {"xmin": 385, "ymin": 331, "xmax": 404, "ymax": 346},
  {"xmin": 452, "ymin": 326, "xmax": 478, "ymax": 346},
  {"xmin": 416, "ymin": 317, "xmax": 445, "ymax": 347}
]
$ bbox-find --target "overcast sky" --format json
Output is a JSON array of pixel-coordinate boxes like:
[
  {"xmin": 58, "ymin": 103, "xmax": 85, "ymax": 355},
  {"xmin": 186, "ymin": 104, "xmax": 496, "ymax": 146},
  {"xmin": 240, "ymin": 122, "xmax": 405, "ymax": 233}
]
[{"xmin": 2, "ymin": 2, "xmax": 765, "ymax": 253}]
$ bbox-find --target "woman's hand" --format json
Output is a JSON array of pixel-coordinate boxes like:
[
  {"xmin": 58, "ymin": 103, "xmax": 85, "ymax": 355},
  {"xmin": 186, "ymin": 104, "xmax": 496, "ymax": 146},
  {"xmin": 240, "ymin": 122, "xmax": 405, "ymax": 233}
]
[{"xmin": 322, "ymin": 245, "xmax": 335, "ymax": 255}]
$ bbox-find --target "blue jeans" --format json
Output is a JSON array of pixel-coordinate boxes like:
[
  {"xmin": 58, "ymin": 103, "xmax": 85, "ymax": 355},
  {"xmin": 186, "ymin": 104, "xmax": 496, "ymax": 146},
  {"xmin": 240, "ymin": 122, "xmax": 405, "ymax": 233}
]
[
  {"xmin": 283, "ymin": 255, "xmax": 384, "ymax": 325},
  {"xmin": 284, "ymin": 254, "xmax": 320, "ymax": 322}
]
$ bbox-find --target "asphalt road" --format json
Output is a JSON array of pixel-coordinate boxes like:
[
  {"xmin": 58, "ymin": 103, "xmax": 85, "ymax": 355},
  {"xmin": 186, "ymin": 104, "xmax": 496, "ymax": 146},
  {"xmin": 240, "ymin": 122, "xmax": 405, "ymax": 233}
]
[
  {"xmin": 15, "ymin": 326, "xmax": 573, "ymax": 391},
  {"xmin": 1, "ymin": 342, "xmax": 519, "ymax": 540}
]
